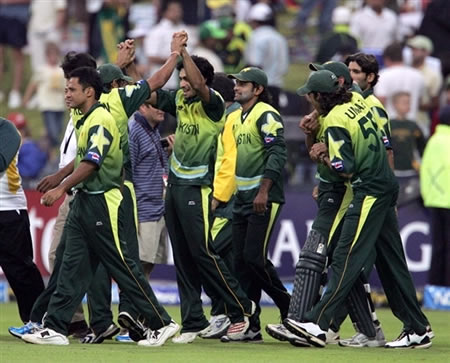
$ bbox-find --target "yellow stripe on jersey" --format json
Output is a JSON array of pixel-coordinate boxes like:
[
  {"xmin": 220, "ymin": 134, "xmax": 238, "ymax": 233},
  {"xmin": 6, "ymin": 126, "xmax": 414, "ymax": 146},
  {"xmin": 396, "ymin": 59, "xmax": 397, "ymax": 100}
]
[{"xmin": 6, "ymin": 157, "xmax": 20, "ymax": 194}]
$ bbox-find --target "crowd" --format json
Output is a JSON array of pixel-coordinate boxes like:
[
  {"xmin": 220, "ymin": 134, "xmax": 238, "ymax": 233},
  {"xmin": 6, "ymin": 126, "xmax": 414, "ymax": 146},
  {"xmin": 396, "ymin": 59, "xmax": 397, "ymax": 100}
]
[{"xmin": 0, "ymin": 0, "xmax": 449, "ymax": 351}]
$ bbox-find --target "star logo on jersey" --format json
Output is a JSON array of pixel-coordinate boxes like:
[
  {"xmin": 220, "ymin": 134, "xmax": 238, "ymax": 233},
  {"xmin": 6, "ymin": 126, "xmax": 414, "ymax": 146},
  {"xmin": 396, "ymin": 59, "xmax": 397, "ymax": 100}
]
[
  {"xmin": 327, "ymin": 133, "xmax": 345, "ymax": 161},
  {"xmin": 89, "ymin": 126, "xmax": 110, "ymax": 155},
  {"xmin": 261, "ymin": 113, "xmax": 282, "ymax": 143}
]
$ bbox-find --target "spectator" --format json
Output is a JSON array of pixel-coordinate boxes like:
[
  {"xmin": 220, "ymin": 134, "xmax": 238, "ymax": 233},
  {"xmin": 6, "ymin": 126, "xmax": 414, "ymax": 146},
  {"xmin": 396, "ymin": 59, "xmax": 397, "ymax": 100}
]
[
  {"xmin": 350, "ymin": 0, "xmax": 398, "ymax": 63},
  {"xmin": 290, "ymin": 0, "xmax": 337, "ymax": 34},
  {"xmin": 22, "ymin": 42, "xmax": 66, "ymax": 147},
  {"xmin": 87, "ymin": 0, "xmax": 130, "ymax": 63},
  {"xmin": 144, "ymin": 0, "xmax": 185, "ymax": 90},
  {"xmin": 216, "ymin": 16, "xmax": 248, "ymax": 74},
  {"xmin": 375, "ymin": 42, "xmax": 425, "ymax": 121},
  {"xmin": 420, "ymin": 105, "xmax": 450, "ymax": 287},
  {"xmin": 0, "ymin": 0, "xmax": 30, "ymax": 108},
  {"xmin": 406, "ymin": 35, "xmax": 443, "ymax": 137},
  {"xmin": 418, "ymin": 0, "xmax": 450, "ymax": 60},
  {"xmin": 244, "ymin": 2, "xmax": 289, "ymax": 111},
  {"xmin": 7, "ymin": 112, "xmax": 48, "ymax": 188},
  {"xmin": 129, "ymin": 103, "xmax": 173, "ymax": 277},
  {"xmin": 194, "ymin": 21, "xmax": 225, "ymax": 73},
  {"xmin": 390, "ymin": 92, "xmax": 426, "ymax": 177},
  {"xmin": 315, "ymin": 6, "xmax": 358, "ymax": 64},
  {"xmin": 27, "ymin": 0, "xmax": 66, "ymax": 74}
]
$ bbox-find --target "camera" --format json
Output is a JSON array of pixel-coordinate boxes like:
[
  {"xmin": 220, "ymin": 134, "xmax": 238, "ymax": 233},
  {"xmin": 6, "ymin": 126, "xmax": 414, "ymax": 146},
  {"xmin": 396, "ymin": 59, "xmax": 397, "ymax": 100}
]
[{"xmin": 160, "ymin": 138, "xmax": 169, "ymax": 148}]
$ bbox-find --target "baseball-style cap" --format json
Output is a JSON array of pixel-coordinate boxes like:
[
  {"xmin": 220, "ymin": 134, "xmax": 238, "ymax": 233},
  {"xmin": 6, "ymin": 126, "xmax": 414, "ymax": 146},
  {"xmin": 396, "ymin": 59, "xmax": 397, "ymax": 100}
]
[
  {"xmin": 309, "ymin": 61, "xmax": 352, "ymax": 85},
  {"xmin": 407, "ymin": 35, "xmax": 433, "ymax": 53},
  {"xmin": 228, "ymin": 67, "xmax": 268, "ymax": 87},
  {"xmin": 297, "ymin": 70, "xmax": 339, "ymax": 96},
  {"xmin": 7, "ymin": 112, "xmax": 27, "ymax": 130},
  {"xmin": 247, "ymin": 3, "xmax": 272, "ymax": 22},
  {"xmin": 97, "ymin": 64, "xmax": 133, "ymax": 85},
  {"xmin": 199, "ymin": 21, "xmax": 227, "ymax": 40}
]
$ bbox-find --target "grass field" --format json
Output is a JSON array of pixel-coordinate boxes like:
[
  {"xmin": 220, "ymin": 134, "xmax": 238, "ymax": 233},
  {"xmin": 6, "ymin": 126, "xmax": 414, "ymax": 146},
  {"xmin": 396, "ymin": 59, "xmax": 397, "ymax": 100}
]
[{"xmin": 0, "ymin": 303, "xmax": 449, "ymax": 363}]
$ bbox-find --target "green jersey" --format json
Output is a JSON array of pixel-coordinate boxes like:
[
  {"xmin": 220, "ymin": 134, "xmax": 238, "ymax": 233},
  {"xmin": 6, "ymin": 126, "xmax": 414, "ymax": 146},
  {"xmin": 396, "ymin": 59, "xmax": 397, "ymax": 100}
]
[
  {"xmin": 156, "ymin": 88, "xmax": 225, "ymax": 186},
  {"xmin": 232, "ymin": 102, "xmax": 286, "ymax": 206},
  {"xmin": 71, "ymin": 81, "xmax": 151, "ymax": 180},
  {"xmin": 363, "ymin": 88, "xmax": 392, "ymax": 150},
  {"xmin": 315, "ymin": 116, "xmax": 345, "ymax": 184},
  {"xmin": 74, "ymin": 103, "xmax": 123, "ymax": 193},
  {"xmin": 323, "ymin": 93, "xmax": 397, "ymax": 195}
]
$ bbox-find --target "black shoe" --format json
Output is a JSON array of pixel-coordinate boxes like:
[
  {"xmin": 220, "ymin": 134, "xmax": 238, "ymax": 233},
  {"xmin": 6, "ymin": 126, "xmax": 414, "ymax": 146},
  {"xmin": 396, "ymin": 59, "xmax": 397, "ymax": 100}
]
[
  {"xmin": 68, "ymin": 320, "xmax": 90, "ymax": 339},
  {"xmin": 118, "ymin": 312, "xmax": 147, "ymax": 342},
  {"xmin": 81, "ymin": 323, "xmax": 120, "ymax": 344}
]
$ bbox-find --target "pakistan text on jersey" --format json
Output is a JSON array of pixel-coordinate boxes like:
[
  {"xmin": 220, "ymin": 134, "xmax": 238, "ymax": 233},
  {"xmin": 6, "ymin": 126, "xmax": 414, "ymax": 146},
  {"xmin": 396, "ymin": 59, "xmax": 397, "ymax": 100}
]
[
  {"xmin": 236, "ymin": 133, "xmax": 252, "ymax": 145},
  {"xmin": 177, "ymin": 121, "xmax": 199, "ymax": 135},
  {"xmin": 344, "ymin": 98, "xmax": 367, "ymax": 119}
]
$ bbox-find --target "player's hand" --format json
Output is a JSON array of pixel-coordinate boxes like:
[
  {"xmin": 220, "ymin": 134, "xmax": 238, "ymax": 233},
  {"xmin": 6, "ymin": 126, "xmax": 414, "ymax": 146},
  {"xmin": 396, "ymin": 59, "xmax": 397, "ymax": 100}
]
[
  {"xmin": 253, "ymin": 190, "xmax": 268, "ymax": 214},
  {"xmin": 311, "ymin": 185, "xmax": 319, "ymax": 201},
  {"xmin": 171, "ymin": 31, "xmax": 188, "ymax": 54},
  {"xmin": 37, "ymin": 174, "xmax": 63, "ymax": 193},
  {"xmin": 116, "ymin": 40, "xmax": 135, "ymax": 68},
  {"xmin": 310, "ymin": 142, "xmax": 328, "ymax": 163},
  {"xmin": 41, "ymin": 186, "xmax": 65, "ymax": 207},
  {"xmin": 166, "ymin": 134, "xmax": 175, "ymax": 155},
  {"xmin": 211, "ymin": 197, "xmax": 220, "ymax": 213},
  {"xmin": 299, "ymin": 110, "xmax": 319, "ymax": 135}
]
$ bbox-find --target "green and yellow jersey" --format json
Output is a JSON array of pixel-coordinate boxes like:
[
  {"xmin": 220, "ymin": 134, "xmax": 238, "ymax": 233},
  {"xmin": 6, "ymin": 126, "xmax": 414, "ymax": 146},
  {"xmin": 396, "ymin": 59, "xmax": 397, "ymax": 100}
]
[
  {"xmin": 71, "ymin": 80, "xmax": 151, "ymax": 180},
  {"xmin": 323, "ymin": 93, "xmax": 397, "ymax": 195},
  {"xmin": 362, "ymin": 88, "xmax": 392, "ymax": 150},
  {"xmin": 74, "ymin": 103, "xmax": 123, "ymax": 193},
  {"xmin": 213, "ymin": 102, "xmax": 241, "ymax": 219},
  {"xmin": 232, "ymin": 102, "xmax": 287, "ymax": 207},
  {"xmin": 156, "ymin": 88, "xmax": 225, "ymax": 186}
]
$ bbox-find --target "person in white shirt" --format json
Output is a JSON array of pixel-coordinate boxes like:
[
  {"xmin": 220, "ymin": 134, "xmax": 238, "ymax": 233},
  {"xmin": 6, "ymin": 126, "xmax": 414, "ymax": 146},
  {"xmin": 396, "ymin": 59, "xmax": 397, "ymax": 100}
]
[
  {"xmin": 406, "ymin": 35, "xmax": 443, "ymax": 137},
  {"xmin": 144, "ymin": 0, "xmax": 185, "ymax": 90},
  {"xmin": 193, "ymin": 21, "xmax": 225, "ymax": 73},
  {"xmin": 375, "ymin": 42, "xmax": 425, "ymax": 122},
  {"xmin": 244, "ymin": 3, "xmax": 289, "ymax": 111},
  {"xmin": 350, "ymin": 0, "xmax": 398, "ymax": 58}
]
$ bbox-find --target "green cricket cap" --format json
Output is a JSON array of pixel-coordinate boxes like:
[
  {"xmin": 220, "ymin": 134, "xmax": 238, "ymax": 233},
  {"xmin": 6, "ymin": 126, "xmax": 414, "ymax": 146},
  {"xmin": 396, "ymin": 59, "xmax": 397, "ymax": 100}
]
[
  {"xmin": 199, "ymin": 21, "xmax": 227, "ymax": 40},
  {"xmin": 309, "ymin": 61, "xmax": 352, "ymax": 85},
  {"xmin": 97, "ymin": 64, "xmax": 133, "ymax": 85},
  {"xmin": 297, "ymin": 70, "xmax": 339, "ymax": 96},
  {"xmin": 228, "ymin": 66, "xmax": 268, "ymax": 87}
]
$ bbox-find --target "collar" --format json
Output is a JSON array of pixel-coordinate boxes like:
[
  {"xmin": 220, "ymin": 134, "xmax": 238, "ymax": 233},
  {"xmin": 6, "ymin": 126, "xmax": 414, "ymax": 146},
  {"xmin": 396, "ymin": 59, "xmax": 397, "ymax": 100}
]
[
  {"xmin": 135, "ymin": 112, "xmax": 158, "ymax": 131},
  {"xmin": 75, "ymin": 102, "xmax": 104, "ymax": 130},
  {"xmin": 362, "ymin": 87, "xmax": 374, "ymax": 98}
]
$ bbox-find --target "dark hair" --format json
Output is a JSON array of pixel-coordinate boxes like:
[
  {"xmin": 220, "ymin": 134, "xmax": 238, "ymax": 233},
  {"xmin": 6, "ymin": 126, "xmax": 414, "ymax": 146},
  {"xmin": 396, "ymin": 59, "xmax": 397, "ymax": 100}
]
[
  {"xmin": 345, "ymin": 52, "xmax": 380, "ymax": 87},
  {"xmin": 314, "ymin": 88, "xmax": 353, "ymax": 116},
  {"xmin": 255, "ymin": 84, "xmax": 272, "ymax": 105},
  {"xmin": 383, "ymin": 42, "xmax": 403, "ymax": 63},
  {"xmin": 439, "ymin": 105, "xmax": 450, "ymax": 126},
  {"xmin": 176, "ymin": 55, "xmax": 215, "ymax": 86},
  {"xmin": 212, "ymin": 73, "xmax": 235, "ymax": 102},
  {"xmin": 68, "ymin": 67, "xmax": 103, "ymax": 100},
  {"xmin": 61, "ymin": 52, "xmax": 97, "ymax": 79},
  {"xmin": 161, "ymin": 0, "xmax": 181, "ymax": 15}
]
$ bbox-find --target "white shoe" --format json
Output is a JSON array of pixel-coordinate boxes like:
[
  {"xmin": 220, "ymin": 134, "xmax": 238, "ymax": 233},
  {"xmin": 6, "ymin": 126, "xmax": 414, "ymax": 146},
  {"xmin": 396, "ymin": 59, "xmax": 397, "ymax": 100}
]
[
  {"xmin": 201, "ymin": 315, "xmax": 230, "ymax": 339},
  {"xmin": 325, "ymin": 328, "xmax": 340, "ymax": 344},
  {"xmin": 385, "ymin": 330, "xmax": 432, "ymax": 349},
  {"xmin": 265, "ymin": 323, "xmax": 310, "ymax": 347},
  {"xmin": 22, "ymin": 328, "xmax": 69, "ymax": 345},
  {"xmin": 172, "ymin": 325, "xmax": 210, "ymax": 344},
  {"xmin": 339, "ymin": 324, "xmax": 385, "ymax": 348},
  {"xmin": 284, "ymin": 319, "xmax": 327, "ymax": 348},
  {"xmin": 8, "ymin": 90, "xmax": 21, "ymax": 109},
  {"xmin": 138, "ymin": 321, "xmax": 179, "ymax": 347}
]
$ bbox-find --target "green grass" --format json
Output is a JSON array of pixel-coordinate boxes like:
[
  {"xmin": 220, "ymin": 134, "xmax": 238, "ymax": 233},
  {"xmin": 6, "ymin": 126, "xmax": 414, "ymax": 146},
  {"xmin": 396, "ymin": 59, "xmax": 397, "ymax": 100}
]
[{"xmin": 1, "ymin": 303, "xmax": 449, "ymax": 363}]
